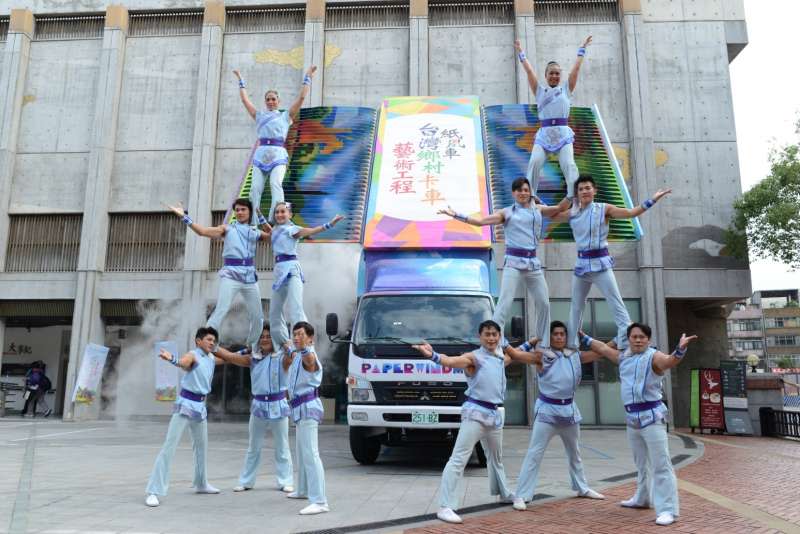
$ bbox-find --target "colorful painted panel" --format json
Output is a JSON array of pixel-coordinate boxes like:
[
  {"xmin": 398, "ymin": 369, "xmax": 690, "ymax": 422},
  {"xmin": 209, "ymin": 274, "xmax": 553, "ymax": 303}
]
[
  {"xmin": 232, "ymin": 106, "xmax": 377, "ymax": 242},
  {"xmin": 483, "ymin": 104, "xmax": 642, "ymax": 241},
  {"xmin": 363, "ymin": 96, "xmax": 492, "ymax": 249}
]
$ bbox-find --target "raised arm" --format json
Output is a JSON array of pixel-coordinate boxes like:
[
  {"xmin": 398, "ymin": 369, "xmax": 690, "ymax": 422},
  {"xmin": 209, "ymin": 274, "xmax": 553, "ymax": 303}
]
[
  {"xmin": 301, "ymin": 347, "xmax": 319, "ymax": 372},
  {"xmin": 288, "ymin": 66, "xmax": 316, "ymax": 122},
  {"xmin": 538, "ymin": 197, "xmax": 572, "ymax": 218},
  {"xmin": 568, "ymin": 35, "xmax": 592, "ymax": 93},
  {"xmin": 412, "ymin": 342, "xmax": 477, "ymax": 370},
  {"xmin": 579, "ymin": 338, "xmax": 618, "ymax": 364},
  {"xmin": 652, "ymin": 333, "xmax": 697, "ymax": 375},
  {"xmin": 213, "ymin": 345, "xmax": 252, "ymax": 368},
  {"xmin": 159, "ymin": 348, "xmax": 197, "ymax": 372},
  {"xmin": 504, "ymin": 337, "xmax": 543, "ymax": 366},
  {"xmin": 167, "ymin": 202, "xmax": 226, "ymax": 239},
  {"xmin": 580, "ymin": 330, "xmax": 621, "ymax": 365},
  {"xmin": 514, "ymin": 39, "xmax": 538, "ymax": 94},
  {"xmin": 233, "ymin": 69, "xmax": 257, "ymax": 120},
  {"xmin": 438, "ymin": 205, "xmax": 504, "ymax": 226},
  {"xmin": 293, "ymin": 214, "xmax": 344, "ymax": 239},
  {"xmin": 606, "ymin": 188, "xmax": 671, "ymax": 219},
  {"xmin": 254, "ymin": 208, "xmax": 272, "ymax": 240}
]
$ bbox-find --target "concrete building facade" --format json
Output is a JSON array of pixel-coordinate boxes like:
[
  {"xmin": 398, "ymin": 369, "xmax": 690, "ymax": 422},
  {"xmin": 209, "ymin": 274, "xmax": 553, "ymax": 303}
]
[{"xmin": 0, "ymin": 0, "xmax": 750, "ymax": 428}]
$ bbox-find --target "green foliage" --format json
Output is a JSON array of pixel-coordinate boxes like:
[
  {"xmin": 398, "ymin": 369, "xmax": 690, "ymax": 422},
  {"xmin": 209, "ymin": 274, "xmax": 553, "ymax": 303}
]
[
  {"xmin": 726, "ymin": 122, "xmax": 800, "ymax": 269},
  {"xmin": 775, "ymin": 356, "xmax": 797, "ymax": 369}
]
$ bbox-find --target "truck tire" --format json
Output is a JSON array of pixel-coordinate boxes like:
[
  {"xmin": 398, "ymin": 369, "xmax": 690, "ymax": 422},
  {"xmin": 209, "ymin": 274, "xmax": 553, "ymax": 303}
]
[
  {"xmin": 475, "ymin": 441, "xmax": 487, "ymax": 468},
  {"xmin": 350, "ymin": 427, "xmax": 381, "ymax": 465}
]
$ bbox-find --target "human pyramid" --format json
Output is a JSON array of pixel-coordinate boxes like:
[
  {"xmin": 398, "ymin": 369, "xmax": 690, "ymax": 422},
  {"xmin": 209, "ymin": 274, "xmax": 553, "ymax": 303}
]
[{"xmin": 144, "ymin": 36, "xmax": 697, "ymax": 527}]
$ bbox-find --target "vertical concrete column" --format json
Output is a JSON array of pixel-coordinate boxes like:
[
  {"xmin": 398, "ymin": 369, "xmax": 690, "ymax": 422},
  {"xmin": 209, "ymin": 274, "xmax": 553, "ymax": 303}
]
[
  {"xmin": 65, "ymin": 5, "xmax": 129, "ymax": 421},
  {"xmin": 620, "ymin": 0, "xmax": 672, "ymax": 418},
  {"xmin": 304, "ymin": 0, "xmax": 325, "ymax": 106},
  {"xmin": 0, "ymin": 9, "xmax": 34, "ymax": 271},
  {"xmin": 0, "ymin": 319, "xmax": 5, "ymax": 389},
  {"xmin": 409, "ymin": 0, "xmax": 429, "ymax": 96},
  {"xmin": 514, "ymin": 0, "xmax": 536, "ymax": 104},
  {"xmin": 181, "ymin": 0, "xmax": 226, "ymax": 348}
]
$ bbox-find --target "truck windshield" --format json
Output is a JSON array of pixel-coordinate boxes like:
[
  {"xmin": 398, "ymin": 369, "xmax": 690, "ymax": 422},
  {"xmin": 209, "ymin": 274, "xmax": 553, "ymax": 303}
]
[{"xmin": 354, "ymin": 295, "xmax": 493, "ymax": 348}]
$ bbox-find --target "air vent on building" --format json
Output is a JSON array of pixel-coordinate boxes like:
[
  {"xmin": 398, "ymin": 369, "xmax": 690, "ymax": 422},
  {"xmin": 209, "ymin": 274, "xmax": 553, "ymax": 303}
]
[
  {"xmin": 533, "ymin": 0, "xmax": 619, "ymax": 24},
  {"xmin": 429, "ymin": 1, "xmax": 513, "ymax": 26},
  {"xmin": 33, "ymin": 14, "xmax": 105, "ymax": 40},
  {"xmin": 101, "ymin": 299, "xmax": 164, "ymax": 326},
  {"xmin": 5, "ymin": 214, "xmax": 82, "ymax": 272},
  {"xmin": 208, "ymin": 211, "xmax": 274, "ymax": 271},
  {"xmin": 325, "ymin": 3, "xmax": 409, "ymax": 30},
  {"xmin": 129, "ymin": 10, "xmax": 203, "ymax": 37},
  {"xmin": 226, "ymin": 6, "xmax": 305, "ymax": 33},
  {"xmin": 0, "ymin": 300, "xmax": 75, "ymax": 326},
  {"xmin": 105, "ymin": 213, "xmax": 186, "ymax": 272},
  {"xmin": 0, "ymin": 17, "xmax": 9, "ymax": 42}
]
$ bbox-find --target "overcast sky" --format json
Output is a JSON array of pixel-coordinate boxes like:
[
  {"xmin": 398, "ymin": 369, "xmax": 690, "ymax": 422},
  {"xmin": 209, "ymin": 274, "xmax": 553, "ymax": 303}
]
[{"xmin": 729, "ymin": 0, "xmax": 798, "ymax": 292}]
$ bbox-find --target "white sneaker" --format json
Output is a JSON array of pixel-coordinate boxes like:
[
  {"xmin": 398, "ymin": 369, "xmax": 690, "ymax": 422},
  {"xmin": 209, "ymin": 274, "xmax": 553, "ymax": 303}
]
[
  {"xmin": 579, "ymin": 489, "xmax": 606, "ymax": 500},
  {"xmin": 620, "ymin": 497, "xmax": 649, "ymax": 508},
  {"xmin": 195, "ymin": 484, "xmax": 220, "ymax": 494},
  {"xmin": 299, "ymin": 503, "xmax": 330, "ymax": 515},
  {"xmin": 280, "ymin": 485, "xmax": 295, "ymax": 493},
  {"xmin": 655, "ymin": 512, "xmax": 675, "ymax": 526},
  {"xmin": 512, "ymin": 497, "xmax": 527, "ymax": 511},
  {"xmin": 232, "ymin": 485, "xmax": 251, "ymax": 492},
  {"xmin": 287, "ymin": 491, "xmax": 306, "ymax": 499},
  {"xmin": 145, "ymin": 494, "xmax": 160, "ymax": 507},
  {"xmin": 436, "ymin": 507, "xmax": 463, "ymax": 524}
]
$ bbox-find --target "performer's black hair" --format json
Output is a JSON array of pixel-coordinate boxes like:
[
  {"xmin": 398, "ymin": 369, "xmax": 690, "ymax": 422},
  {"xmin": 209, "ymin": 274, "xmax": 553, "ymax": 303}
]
[
  {"xmin": 511, "ymin": 177, "xmax": 531, "ymax": 192},
  {"xmin": 545, "ymin": 61, "xmax": 560, "ymax": 74},
  {"xmin": 293, "ymin": 321, "xmax": 315, "ymax": 336},
  {"xmin": 478, "ymin": 320, "xmax": 502, "ymax": 334},
  {"xmin": 626, "ymin": 322, "xmax": 652, "ymax": 339},
  {"xmin": 550, "ymin": 320, "xmax": 568, "ymax": 334},
  {"xmin": 262, "ymin": 321, "xmax": 270, "ymax": 332},
  {"xmin": 195, "ymin": 326, "xmax": 219, "ymax": 342},
  {"xmin": 232, "ymin": 197, "xmax": 253, "ymax": 215},
  {"xmin": 574, "ymin": 174, "xmax": 596, "ymax": 189}
]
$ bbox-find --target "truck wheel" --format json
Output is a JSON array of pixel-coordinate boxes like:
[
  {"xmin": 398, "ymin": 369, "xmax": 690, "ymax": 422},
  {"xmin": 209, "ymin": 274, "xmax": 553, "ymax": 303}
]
[
  {"xmin": 474, "ymin": 442, "xmax": 487, "ymax": 468},
  {"xmin": 350, "ymin": 427, "xmax": 381, "ymax": 465}
]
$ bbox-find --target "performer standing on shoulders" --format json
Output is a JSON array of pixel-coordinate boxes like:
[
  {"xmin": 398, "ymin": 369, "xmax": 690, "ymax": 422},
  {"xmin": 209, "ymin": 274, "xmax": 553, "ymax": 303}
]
[
  {"xmin": 145, "ymin": 327, "xmax": 224, "ymax": 507},
  {"xmin": 282, "ymin": 322, "xmax": 329, "ymax": 515},
  {"xmin": 504, "ymin": 321, "xmax": 606, "ymax": 510},
  {"xmin": 440, "ymin": 177, "xmax": 569, "ymax": 347},
  {"xmin": 213, "ymin": 324, "xmax": 294, "ymax": 494},
  {"xmin": 548, "ymin": 175, "xmax": 671, "ymax": 350},
  {"xmin": 168, "ymin": 198, "xmax": 270, "ymax": 348},
  {"xmin": 515, "ymin": 36, "xmax": 591, "ymax": 200},
  {"xmin": 413, "ymin": 320, "xmax": 515, "ymax": 524},
  {"xmin": 269, "ymin": 202, "xmax": 343, "ymax": 348},
  {"xmin": 233, "ymin": 66, "xmax": 316, "ymax": 224},
  {"xmin": 581, "ymin": 324, "xmax": 697, "ymax": 526}
]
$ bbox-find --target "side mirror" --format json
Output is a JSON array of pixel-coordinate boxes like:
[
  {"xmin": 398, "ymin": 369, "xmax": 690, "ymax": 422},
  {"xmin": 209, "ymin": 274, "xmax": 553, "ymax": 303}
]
[
  {"xmin": 510, "ymin": 316, "xmax": 525, "ymax": 341},
  {"xmin": 326, "ymin": 313, "xmax": 339, "ymax": 337}
]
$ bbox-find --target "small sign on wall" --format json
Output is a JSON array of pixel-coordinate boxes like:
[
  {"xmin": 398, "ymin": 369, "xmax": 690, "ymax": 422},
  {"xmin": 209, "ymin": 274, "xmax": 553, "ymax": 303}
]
[{"xmin": 71, "ymin": 343, "xmax": 110, "ymax": 404}]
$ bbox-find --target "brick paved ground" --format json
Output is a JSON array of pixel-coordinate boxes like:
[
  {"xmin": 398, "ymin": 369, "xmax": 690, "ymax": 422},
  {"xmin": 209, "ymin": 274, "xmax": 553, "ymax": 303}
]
[{"xmin": 405, "ymin": 432, "xmax": 800, "ymax": 534}]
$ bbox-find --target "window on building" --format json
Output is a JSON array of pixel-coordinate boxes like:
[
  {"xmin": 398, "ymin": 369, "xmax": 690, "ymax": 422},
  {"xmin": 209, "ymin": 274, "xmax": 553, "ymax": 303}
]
[
  {"xmin": 730, "ymin": 319, "xmax": 761, "ymax": 331},
  {"xmin": 734, "ymin": 339, "xmax": 763, "ymax": 351},
  {"xmin": 765, "ymin": 316, "xmax": 800, "ymax": 329},
  {"xmin": 106, "ymin": 213, "xmax": 185, "ymax": 272},
  {"xmin": 767, "ymin": 335, "xmax": 800, "ymax": 347},
  {"xmin": 6, "ymin": 214, "xmax": 82, "ymax": 272}
]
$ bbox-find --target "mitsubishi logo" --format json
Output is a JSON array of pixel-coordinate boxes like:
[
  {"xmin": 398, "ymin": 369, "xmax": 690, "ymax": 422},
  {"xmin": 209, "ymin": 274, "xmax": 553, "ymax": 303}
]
[{"xmin": 419, "ymin": 391, "xmax": 431, "ymax": 401}]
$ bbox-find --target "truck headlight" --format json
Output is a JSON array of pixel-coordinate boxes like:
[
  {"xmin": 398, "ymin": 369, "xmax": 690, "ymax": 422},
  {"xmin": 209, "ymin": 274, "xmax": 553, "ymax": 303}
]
[{"xmin": 352, "ymin": 388, "xmax": 371, "ymax": 402}]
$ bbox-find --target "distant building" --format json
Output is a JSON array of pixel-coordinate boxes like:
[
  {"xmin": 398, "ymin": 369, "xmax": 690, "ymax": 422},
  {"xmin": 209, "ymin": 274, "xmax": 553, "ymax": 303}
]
[
  {"xmin": 755, "ymin": 290, "xmax": 800, "ymax": 371},
  {"xmin": 727, "ymin": 300, "xmax": 765, "ymax": 366}
]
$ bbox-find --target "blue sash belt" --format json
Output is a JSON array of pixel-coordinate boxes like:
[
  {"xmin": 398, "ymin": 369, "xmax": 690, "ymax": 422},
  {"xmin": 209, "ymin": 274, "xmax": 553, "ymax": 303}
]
[
  {"xmin": 254, "ymin": 392, "xmax": 286, "ymax": 402},
  {"xmin": 275, "ymin": 254, "xmax": 297, "ymax": 263},
  {"xmin": 538, "ymin": 393, "xmax": 573, "ymax": 406},
  {"xmin": 506, "ymin": 247, "xmax": 537, "ymax": 258},
  {"xmin": 259, "ymin": 137, "xmax": 285, "ymax": 147},
  {"xmin": 539, "ymin": 118, "xmax": 568, "ymax": 127},
  {"xmin": 223, "ymin": 257, "xmax": 254, "ymax": 267},
  {"xmin": 625, "ymin": 400, "xmax": 664, "ymax": 413},
  {"xmin": 180, "ymin": 389, "xmax": 206, "ymax": 402},
  {"xmin": 465, "ymin": 395, "xmax": 500, "ymax": 411},
  {"xmin": 290, "ymin": 388, "xmax": 319, "ymax": 409},
  {"xmin": 577, "ymin": 248, "xmax": 609, "ymax": 260}
]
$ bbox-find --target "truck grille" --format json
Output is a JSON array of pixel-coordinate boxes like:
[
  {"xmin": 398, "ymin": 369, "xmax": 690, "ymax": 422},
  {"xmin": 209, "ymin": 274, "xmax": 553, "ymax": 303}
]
[{"xmin": 372, "ymin": 382, "xmax": 466, "ymax": 405}]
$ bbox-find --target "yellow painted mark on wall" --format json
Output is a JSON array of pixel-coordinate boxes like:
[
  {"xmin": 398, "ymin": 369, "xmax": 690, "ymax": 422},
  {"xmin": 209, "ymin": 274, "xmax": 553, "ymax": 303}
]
[
  {"xmin": 323, "ymin": 44, "xmax": 342, "ymax": 67},
  {"xmin": 611, "ymin": 144, "xmax": 669, "ymax": 180},
  {"xmin": 22, "ymin": 94, "xmax": 36, "ymax": 106},
  {"xmin": 655, "ymin": 149, "xmax": 668, "ymax": 167},
  {"xmin": 253, "ymin": 44, "xmax": 342, "ymax": 69}
]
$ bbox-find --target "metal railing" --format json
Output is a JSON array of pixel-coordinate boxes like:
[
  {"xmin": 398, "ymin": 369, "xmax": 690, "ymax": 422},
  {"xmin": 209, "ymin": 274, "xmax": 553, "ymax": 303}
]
[
  {"xmin": 325, "ymin": 3, "xmax": 410, "ymax": 29},
  {"xmin": 760, "ymin": 407, "xmax": 800, "ymax": 439},
  {"xmin": 33, "ymin": 14, "xmax": 105, "ymax": 40},
  {"xmin": 226, "ymin": 6, "xmax": 305, "ymax": 33},
  {"xmin": 208, "ymin": 212, "xmax": 274, "ymax": 271},
  {"xmin": 0, "ymin": 17, "xmax": 9, "ymax": 41},
  {"xmin": 129, "ymin": 10, "xmax": 203, "ymax": 37},
  {"xmin": 105, "ymin": 213, "xmax": 186, "ymax": 272},
  {"xmin": 5, "ymin": 214, "xmax": 82, "ymax": 272},
  {"xmin": 533, "ymin": 0, "xmax": 619, "ymax": 24},
  {"xmin": 429, "ymin": 1, "xmax": 513, "ymax": 26}
]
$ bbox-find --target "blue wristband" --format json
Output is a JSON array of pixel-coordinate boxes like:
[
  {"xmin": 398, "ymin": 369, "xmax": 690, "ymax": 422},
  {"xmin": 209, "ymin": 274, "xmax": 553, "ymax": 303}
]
[
  {"xmin": 299, "ymin": 348, "xmax": 311, "ymax": 357},
  {"xmin": 673, "ymin": 346, "xmax": 687, "ymax": 359},
  {"xmin": 581, "ymin": 334, "xmax": 593, "ymax": 347},
  {"xmin": 323, "ymin": 222, "xmax": 332, "ymax": 230},
  {"xmin": 518, "ymin": 51, "xmax": 526, "ymax": 62},
  {"xmin": 257, "ymin": 214, "xmax": 268, "ymax": 225},
  {"xmin": 182, "ymin": 214, "xmax": 193, "ymax": 225},
  {"xmin": 453, "ymin": 212, "xmax": 468, "ymax": 223},
  {"xmin": 431, "ymin": 351, "xmax": 442, "ymax": 364},
  {"xmin": 577, "ymin": 47, "xmax": 586, "ymax": 57},
  {"xmin": 642, "ymin": 198, "xmax": 655, "ymax": 210},
  {"xmin": 303, "ymin": 75, "xmax": 312, "ymax": 86},
  {"xmin": 520, "ymin": 341, "xmax": 532, "ymax": 352},
  {"xmin": 169, "ymin": 354, "xmax": 180, "ymax": 367},
  {"xmin": 238, "ymin": 79, "xmax": 246, "ymax": 89}
]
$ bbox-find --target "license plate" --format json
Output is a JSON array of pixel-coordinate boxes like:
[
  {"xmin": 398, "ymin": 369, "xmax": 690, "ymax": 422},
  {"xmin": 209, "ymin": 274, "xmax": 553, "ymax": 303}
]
[{"xmin": 412, "ymin": 411, "xmax": 439, "ymax": 424}]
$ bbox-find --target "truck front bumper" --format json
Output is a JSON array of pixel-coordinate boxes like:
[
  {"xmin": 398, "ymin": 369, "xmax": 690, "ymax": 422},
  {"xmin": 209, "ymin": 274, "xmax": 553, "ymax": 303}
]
[{"xmin": 348, "ymin": 404, "xmax": 464, "ymax": 428}]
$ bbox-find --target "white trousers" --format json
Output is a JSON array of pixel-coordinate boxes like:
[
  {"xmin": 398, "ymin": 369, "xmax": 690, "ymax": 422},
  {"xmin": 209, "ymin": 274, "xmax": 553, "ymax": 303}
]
[
  {"xmin": 207, "ymin": 277, "xmax": 264, "ymax": 347},
  {"xmin": 493, "ymin": 266, "xmax": 551, "ymax": 347},
  {"xmin": 568, "ymin": 269, "xmax": 630, "ymax": 349},
  {"xmin": 526, "ymin": 143, "xmax": 579, "ymax": 198},
  {"xmin": 626, "ymin": 423, "xmax": 679, "ymax": 516},
  {"xmin": 515, "ymin": 420, "xmax": 590, "ymax": 501},
  {"xmin": 238, "ymin": 414, "xmax": 294, "ymax": 489},
  {"xmin": 251, "ymin": 164, "xmax": 287, "ymax": 223},
  {"xmin": 146, "ymin": 413, "xmax": 208, "ymax": 496},
  {"xmin": 269, "ymin": 275, "xmax": 307, "ymax": 348},
  {"xmin": 295, "ymin": 419, "xmax": 327, "ymax": 505},
  {"xmin": 439, "ymin": 419, "xmax": 513, "ymax": 510}
]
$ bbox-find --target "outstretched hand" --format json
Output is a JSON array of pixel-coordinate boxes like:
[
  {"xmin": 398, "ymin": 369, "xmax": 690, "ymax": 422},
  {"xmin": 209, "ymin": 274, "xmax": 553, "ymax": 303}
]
[
  {"xmin": 678, "ymin": 333, "xmax": 698, "ymax": 351},
  {"xmin": 306, "ymin": 65, "xmax": 318, "ymax": 78},
  {"xmin": 437, "ymin": 205, "xmax": 456, "ymax": 217},
  {"xmin": 514, "ymin": 39, "xmax": 523, "ymax": 53},
  {"xmin": 581, "ymin": 35, "xmax": 593, "ymax": 48},
  {"xmin": 412, "ymin": 342, "xmax": 434, "ymax": 359},
  {"xmin": 527, "ymin": 336, "xmax": 539, "ymax": 349},
  {"xmin": 158, "ymin": 348, "xmax": 173, "ymax": 362},
  {"xmin": 330, "ymin": 214, "xmax": 345, "ymax": 226},
  {"xmin": 166, "ymin": 202, "xmax": 185, "ymax": 217},
  {"xmin": 233, "ymin": 69, "xmax": 242, "ymax": 80},
  {"xmin": 652, "ymin": 188, "xmax": 672, "ymax": 202}
]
